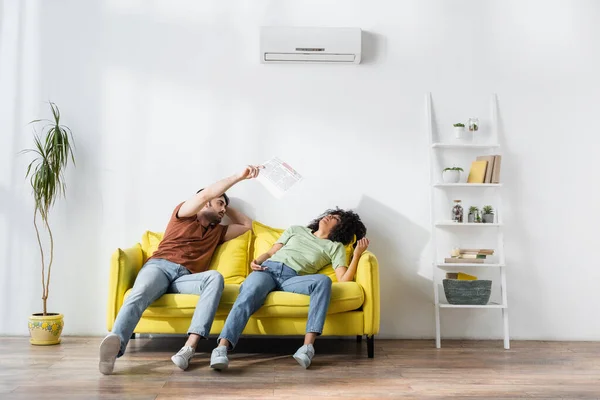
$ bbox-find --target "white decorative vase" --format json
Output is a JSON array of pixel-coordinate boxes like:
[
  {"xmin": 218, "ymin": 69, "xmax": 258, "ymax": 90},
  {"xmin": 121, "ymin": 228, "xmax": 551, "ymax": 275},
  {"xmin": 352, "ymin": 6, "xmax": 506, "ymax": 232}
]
[
  {"xmin": 454, "ymin": 126, "xmax": 466, "ymax": 140},
  {"xmin": 442, "ymin": 170, "xmax": 460, "ymax": 183}
]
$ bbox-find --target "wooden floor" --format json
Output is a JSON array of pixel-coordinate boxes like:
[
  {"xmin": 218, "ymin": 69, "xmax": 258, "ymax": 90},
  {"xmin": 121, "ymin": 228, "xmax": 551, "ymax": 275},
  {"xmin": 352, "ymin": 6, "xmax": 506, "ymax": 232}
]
[{"xmin": 0, "ymin": 336, "xmax": 599, "ymax": 399}]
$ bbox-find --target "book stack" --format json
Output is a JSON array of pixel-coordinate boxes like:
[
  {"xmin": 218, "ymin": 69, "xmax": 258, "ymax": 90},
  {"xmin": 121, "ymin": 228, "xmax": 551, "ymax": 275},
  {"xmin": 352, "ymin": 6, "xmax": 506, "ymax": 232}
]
[
  {"xmin": 444, "ymin": 248, "xmax": 494, "ymax": 264},
  {"xmin": 467, "ymin": 155, "xmax": 502, "ymax": 183}
]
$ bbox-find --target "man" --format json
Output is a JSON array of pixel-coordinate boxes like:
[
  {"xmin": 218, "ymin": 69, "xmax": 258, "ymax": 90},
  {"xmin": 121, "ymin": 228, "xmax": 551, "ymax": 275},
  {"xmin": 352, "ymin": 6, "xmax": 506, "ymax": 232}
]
[{"xmin": 99, "ymin": 165, "xmax": 262, "ymax": 375}]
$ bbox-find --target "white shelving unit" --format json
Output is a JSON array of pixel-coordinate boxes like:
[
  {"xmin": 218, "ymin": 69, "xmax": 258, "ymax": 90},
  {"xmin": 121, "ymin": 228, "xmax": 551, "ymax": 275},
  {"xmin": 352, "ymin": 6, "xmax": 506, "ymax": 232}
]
[{"xmin": 426, "ymin": 93, "xmax": 510, "ymax": 350}]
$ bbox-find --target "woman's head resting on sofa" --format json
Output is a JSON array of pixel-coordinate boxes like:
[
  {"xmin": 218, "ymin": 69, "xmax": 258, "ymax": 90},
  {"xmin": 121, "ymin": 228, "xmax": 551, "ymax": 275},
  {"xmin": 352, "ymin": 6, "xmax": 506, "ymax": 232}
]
[{"xmin": 307, "ymin": 208, "xmax": 367, "ymax": 246}]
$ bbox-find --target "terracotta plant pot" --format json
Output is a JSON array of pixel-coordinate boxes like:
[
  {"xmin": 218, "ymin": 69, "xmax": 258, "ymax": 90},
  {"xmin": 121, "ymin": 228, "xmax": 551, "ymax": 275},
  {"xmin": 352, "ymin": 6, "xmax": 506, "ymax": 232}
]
[{"xmin": 28, "ymin": 313, "xmax": 64, "ymax": 345}]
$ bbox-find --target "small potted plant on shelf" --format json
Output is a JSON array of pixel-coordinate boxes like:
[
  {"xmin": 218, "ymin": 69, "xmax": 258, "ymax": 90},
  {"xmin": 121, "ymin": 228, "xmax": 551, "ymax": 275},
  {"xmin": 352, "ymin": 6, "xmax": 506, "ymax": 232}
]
[
  {"xmin": 482, "ymin": 205, "xmax": 494, "ymax": 223},
  {"xmin": 468, "ymin": 206, "xmax": 479, "ymax": 223},
  {"xmin": 442, "ymin": 167, "xmax": 463, "ymax": 183},
  {"xmin": 453, "ymin": 122, "xmax": 465, "ymax": 139}
]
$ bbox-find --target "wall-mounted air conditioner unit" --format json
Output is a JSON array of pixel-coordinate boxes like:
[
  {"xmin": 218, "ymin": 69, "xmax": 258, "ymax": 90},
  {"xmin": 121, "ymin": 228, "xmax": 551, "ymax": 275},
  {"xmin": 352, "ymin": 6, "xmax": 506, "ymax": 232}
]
[{"xmin": 260, "ymin": 27, "xmax": 362, "ymax": 64}]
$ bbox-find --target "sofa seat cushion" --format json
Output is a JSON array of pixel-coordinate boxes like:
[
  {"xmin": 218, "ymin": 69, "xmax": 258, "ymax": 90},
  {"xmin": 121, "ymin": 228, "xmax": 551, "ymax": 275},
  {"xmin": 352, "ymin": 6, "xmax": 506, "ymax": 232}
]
[{"xmin": 131, "ymin": 281, "xmax": 364, "ymax": 318}]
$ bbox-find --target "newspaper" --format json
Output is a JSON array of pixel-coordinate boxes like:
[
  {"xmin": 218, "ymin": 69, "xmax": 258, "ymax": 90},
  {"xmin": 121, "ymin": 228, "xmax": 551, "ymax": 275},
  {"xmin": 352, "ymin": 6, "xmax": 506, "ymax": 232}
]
[{"xmin": 257, "ymin": 157, "xmax": 303, "ymax": 199}]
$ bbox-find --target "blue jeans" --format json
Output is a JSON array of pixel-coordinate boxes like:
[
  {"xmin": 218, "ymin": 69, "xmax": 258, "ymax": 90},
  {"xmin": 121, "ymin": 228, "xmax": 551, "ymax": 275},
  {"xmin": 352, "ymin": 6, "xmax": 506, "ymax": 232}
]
[
  {"xmin": 111, "ymin": 258, "xmax": 224, "ymax": 356},
  {"xmin": 218, "ymin": 260, "xmax": 332, "ymax": 349}
]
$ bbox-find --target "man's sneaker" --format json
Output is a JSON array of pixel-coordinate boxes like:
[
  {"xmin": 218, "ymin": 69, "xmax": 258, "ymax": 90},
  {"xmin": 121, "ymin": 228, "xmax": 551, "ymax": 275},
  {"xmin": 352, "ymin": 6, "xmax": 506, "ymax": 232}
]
[
  {"xmin": 171, "ymin": 346, "xmax": 195, "ymax": 370},
  {"xmin": 210, "ymin": 346, "xmax": 229, "ymax": 370},
  {"xmin": 293, "ymin": 344, "xmax": 315, "ymax": 369},
  {"xmin": 99, "ymin": 333, "xmax": 121, "ymax": 375}
]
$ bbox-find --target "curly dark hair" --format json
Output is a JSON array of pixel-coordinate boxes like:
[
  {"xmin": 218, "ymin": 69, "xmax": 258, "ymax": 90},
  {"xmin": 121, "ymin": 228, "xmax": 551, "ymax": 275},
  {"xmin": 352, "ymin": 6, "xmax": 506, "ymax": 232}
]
[{"xmin": 307, "ymin": 208, "xmax": 367, "ymax": 246}]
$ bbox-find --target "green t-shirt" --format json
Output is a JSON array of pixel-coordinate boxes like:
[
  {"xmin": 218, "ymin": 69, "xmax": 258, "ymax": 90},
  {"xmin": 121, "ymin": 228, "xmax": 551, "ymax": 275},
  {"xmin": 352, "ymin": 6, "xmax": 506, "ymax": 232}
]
[{"xmin": 268, "ymin": 225, "xmax": 347, "ymax": 275}]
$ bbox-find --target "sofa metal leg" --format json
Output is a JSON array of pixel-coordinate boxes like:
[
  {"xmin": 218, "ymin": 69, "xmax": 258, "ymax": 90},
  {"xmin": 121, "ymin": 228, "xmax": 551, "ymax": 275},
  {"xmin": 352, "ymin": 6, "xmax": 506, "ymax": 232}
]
[
  {"xmin": 367, "ymin": 335, "xmax": 374, "ymax": 358},
  {"xmin": 356, "ymin": 335, "xmax": 362, "ymax": 343}
]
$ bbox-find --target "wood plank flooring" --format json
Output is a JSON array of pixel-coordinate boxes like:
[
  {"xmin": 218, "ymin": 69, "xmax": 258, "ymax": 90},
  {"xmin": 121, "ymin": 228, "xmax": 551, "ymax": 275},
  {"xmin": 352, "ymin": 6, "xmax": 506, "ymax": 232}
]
[{"xmin": 0, "ymin": 336, "xmax": 598, "ymax": 399}]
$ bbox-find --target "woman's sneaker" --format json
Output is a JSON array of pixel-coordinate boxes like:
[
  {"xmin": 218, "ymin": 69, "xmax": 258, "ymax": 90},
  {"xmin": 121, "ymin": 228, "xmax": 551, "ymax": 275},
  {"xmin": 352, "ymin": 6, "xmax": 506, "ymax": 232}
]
[
  {"xmin": 293, "ymin": 344, "xmax": 315, "ymax": 369},
  {"xmin": 171, "ymin": 346, "xmax": 195, "ymax": 370},
  {"xmin": 210, "ymin": 346, "xmax": 229, "ymax": 370}
]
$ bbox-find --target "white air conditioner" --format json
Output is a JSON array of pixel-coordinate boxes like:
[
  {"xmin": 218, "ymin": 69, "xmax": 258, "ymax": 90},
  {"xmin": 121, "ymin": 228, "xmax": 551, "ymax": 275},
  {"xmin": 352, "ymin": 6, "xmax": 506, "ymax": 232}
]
[{"xmin": 260, "ymin": 27, "xmax": 362, "ymax": 64}]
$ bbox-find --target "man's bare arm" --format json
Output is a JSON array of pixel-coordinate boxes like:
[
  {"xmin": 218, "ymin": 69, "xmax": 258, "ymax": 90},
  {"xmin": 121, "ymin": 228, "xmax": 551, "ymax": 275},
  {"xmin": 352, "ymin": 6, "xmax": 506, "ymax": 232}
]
[
  {"xmin": 222, "ymin": 206, "xmax": 253, "ymax": 242},
  {"xmin": 178, "ymin": 165, "xmax": 261, "ymax": 218}
]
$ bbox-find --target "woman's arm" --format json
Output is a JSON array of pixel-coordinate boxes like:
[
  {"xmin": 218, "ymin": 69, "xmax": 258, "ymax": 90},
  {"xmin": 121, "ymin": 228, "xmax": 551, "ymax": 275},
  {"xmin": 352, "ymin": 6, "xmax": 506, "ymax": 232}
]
[
  {"xmin": 335, "ymin": 238, "xmax": 370, "ymax": 282},
  {"xmin": 250, "ymin": 243, "xmax": 284, "ymax": 271}
]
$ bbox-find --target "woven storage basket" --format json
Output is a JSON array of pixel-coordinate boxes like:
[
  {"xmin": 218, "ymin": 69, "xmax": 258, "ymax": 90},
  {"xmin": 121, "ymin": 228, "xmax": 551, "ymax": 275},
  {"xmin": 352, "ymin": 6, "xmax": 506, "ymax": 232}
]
[{"xmin": 443, "ymin": 279, "xmax": 492, "ymax": 305}]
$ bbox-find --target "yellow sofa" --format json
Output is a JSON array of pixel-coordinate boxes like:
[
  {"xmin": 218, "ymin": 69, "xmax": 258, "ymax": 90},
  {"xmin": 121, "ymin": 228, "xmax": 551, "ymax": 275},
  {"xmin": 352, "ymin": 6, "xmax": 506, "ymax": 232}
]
[{"xmin": 106, "ymin": 221, "xmax": 380, "ymax": 357}]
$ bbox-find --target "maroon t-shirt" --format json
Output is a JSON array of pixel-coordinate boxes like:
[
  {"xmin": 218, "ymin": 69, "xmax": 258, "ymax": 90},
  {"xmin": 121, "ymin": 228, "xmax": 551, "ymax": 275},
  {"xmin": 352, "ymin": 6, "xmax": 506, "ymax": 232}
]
[{"xmin": 149, "ymin": 202, "xmax": 228, "ymax": 273}]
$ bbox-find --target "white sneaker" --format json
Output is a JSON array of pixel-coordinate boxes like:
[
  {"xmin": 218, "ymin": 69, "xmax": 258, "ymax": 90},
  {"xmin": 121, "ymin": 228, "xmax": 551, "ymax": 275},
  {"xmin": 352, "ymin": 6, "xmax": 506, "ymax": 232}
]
[
  {"xmin": 293, "ymin": 344, "xmax": 315, "ymax": 369},
  {"xmin": 171, "ymin": 346, "xmax": 195, "ymax": 370},
  {"xmin": 210, "ymin": 346, "xmax": 229, "ymax": 370},
  {"xmin": 99, "ymin": 333, "xmax": 121, "ymax": 375}
]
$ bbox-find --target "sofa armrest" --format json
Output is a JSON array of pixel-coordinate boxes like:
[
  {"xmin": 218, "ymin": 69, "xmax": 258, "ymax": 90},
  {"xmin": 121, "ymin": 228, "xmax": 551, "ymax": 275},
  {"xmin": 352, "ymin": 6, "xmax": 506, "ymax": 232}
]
[
  {"xmin": 106, "ymin": 244, "xmax": 143, "ymax": 331},
  {"xmin": 355, "ymin": 251, "xmax": 380, "ymax": 335}
]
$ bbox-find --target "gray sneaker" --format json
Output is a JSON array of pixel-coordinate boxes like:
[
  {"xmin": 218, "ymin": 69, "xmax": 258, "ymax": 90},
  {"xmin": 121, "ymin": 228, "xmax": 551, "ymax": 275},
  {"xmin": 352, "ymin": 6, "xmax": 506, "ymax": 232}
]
[
  {"xmin": 171, "ymin": 346, "xmax": 195, "ymax": 370},
  {"xmin": 210, "ymin": 346, "xmax": 229, "ymax": 370},
  {"xmin": 293, "ymin": 344, "xmax": 315, "ymax": 369},
  {"xmin": 99, "ymin": 333, "xmax": 121, "ymax": 375}
]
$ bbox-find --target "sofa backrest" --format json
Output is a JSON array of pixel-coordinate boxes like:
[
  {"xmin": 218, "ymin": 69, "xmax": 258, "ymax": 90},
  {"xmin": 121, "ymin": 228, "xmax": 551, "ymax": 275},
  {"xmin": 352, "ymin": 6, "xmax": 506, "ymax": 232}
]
[
  {"xmin": 141, "ymin": 230, "xmax": 251, "ymax": 284},
  {"xmin": 139, "ymin": 221, "xmax": 356, "ymax": 284}
]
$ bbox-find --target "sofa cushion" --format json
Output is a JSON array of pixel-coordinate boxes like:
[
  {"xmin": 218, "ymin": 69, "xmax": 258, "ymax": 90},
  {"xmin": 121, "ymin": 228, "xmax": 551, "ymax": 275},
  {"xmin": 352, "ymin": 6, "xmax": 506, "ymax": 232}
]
[
  {"xmin": 251, "ymin": 221, "xmax": 356, "ymax": 282},
  {"xmin": 131, "ymin": 281, "xmax": 364, "ymax": 318},
  {"xmin": 140, "ymin": 230, "xmax": 251, "ymax": 284}
]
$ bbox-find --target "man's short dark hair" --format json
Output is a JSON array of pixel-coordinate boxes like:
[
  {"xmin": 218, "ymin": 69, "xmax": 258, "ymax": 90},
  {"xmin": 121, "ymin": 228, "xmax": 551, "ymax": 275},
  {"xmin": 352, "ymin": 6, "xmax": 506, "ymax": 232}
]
[{"xmin": 196, "ymin": 189, "xmax": 230, "ymax": 206}]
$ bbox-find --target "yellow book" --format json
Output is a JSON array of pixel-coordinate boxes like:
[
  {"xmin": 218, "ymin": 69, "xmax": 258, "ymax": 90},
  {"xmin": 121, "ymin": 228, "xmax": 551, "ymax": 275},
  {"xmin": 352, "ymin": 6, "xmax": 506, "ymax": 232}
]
[
  {"xmin": 446, "ymin": 272, "xmax": 478, "ymax": 280},
  {"xmin": 458, "ymin": 272, "xmax": 477, "ymax": 280},
  {"xmin": 467, "ymin": 160, "xmax": 487, "ymax": 183}
]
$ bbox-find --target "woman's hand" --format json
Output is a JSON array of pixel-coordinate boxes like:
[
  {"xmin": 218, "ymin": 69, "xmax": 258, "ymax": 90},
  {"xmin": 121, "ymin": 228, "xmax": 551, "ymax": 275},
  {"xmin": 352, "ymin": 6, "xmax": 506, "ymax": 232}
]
[
  {"xmin": 238, "ymin": 165, "xmax": 263, "ymax": 181},
  {"xmin": 250, "ymin": 260, "xmax": 268, "ymax": 271},
  {"xmin": 353, "ymin": 238, "xmax": 370, "ymax": 259}
]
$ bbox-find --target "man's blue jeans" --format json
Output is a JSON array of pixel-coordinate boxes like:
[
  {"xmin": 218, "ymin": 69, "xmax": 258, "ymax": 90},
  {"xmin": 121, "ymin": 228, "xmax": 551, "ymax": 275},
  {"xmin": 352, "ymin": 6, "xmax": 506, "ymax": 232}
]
[
  {"xmin": 111, "ymin": 258, "xmax": 224, "ymax": 356},
  {"xmin": 219, "ymin": 260, "xmax": 332, "ymax": 349}
]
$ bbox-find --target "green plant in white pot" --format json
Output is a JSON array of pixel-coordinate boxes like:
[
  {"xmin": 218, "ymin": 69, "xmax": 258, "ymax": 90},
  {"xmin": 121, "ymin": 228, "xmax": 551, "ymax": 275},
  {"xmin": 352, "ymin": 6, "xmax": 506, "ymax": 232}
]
[
  {"xmin": 453, "ymin": 122, "xmax": 465, "ymax": 139},
  {"xmin": 482, "ymin": 205, "xmax": 494, "ymax": 223},
  {"xmin": 442, "ymin": 167, "xmax": 463, "ymax": 183},
  {"xmin": 21, "ymin": 102, "xmax": 75, "ymax": 345},
  {"xmin": 468, "ymin": 206, "xmax": 479, "ymax": 223}
]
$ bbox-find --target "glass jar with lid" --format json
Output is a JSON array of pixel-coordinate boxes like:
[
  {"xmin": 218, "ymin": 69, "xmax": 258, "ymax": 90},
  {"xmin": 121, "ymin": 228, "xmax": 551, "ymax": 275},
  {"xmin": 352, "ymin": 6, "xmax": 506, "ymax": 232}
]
[
  {"xmin": 451, "ymin": 200, "xmax": 464, "ymax": 223},
  {"xmin": 468, "ymin": 117, "xmax": 479, "ymax": 132}
]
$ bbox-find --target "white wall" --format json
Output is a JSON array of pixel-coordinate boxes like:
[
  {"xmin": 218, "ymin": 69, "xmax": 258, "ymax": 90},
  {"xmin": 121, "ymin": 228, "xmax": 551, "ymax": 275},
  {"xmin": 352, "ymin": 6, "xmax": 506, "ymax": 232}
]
[{"xmin": 1, "ymin": 0, "xmax": 599, "ymax": 340}]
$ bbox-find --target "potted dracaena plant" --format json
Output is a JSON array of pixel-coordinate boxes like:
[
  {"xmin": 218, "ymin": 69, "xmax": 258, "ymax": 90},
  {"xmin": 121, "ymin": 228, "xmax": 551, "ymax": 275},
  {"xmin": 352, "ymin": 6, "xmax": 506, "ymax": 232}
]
[
  {"xmin": 22, "ymin": 102, "xmax": 75, "ymax": 345},
  {"xmin": 482, "ymin": 205, "xmax": 494, "ymax": 223}
]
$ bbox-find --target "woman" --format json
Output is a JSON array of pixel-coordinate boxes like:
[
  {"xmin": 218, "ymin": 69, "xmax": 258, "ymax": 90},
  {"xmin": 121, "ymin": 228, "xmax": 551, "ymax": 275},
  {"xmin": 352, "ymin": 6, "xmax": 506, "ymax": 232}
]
[{"xmin": 210, "ymin": 208, "xmax": 369, "ymax": 369}]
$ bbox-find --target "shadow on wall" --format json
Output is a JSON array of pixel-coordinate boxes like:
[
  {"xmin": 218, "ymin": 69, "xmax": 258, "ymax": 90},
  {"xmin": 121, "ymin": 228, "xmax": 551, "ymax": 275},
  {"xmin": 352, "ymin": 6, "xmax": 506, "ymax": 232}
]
[
  {"xmin": 495, "ymin": 98, "xmax": 541, "ymax": 337},
  {"xmin": 222, "ymin": 196, "xmax": 257, "ymax": 225},
  {"xmin": 355, "ymin": 195, "xmax": 434, "ymax": 338},
  {"xmin": 361, "ymin": 31, "xmax": 387, "ymax": 65}
]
